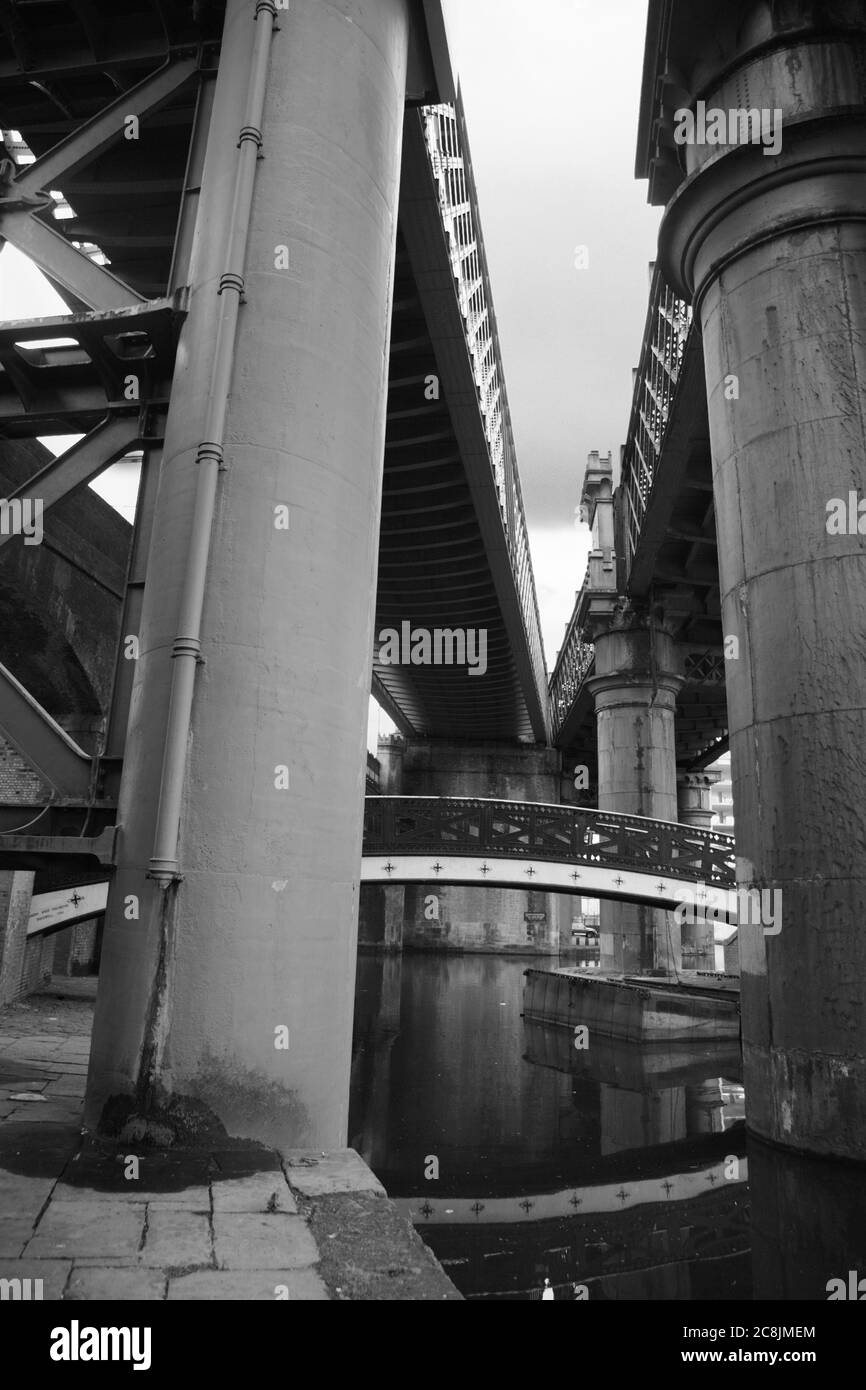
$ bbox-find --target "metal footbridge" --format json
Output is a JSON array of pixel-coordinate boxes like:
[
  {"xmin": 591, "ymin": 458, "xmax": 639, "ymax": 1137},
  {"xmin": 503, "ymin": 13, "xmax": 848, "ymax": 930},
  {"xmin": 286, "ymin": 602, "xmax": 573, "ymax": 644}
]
[{"xmin": 362, "ymin": 796, "xmax": 735, "ymax": 914}]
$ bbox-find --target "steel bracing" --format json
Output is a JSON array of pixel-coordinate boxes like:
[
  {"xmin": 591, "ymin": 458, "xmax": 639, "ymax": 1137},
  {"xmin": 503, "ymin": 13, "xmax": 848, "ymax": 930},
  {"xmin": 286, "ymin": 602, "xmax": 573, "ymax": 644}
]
[{"xmin": 0, "ymin": 1, "xmax": 550, "ymax": 874}]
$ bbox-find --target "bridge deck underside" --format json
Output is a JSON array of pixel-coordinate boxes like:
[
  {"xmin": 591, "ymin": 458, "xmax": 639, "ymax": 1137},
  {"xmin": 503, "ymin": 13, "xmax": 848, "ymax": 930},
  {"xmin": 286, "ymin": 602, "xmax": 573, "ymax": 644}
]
[
  {"xmin": 1, "ymin": 9, "xmax": 544, "ymax": 746},
  {"xmin": 374, "ymin": 230, "xmax": 534, "ymax": 740}
]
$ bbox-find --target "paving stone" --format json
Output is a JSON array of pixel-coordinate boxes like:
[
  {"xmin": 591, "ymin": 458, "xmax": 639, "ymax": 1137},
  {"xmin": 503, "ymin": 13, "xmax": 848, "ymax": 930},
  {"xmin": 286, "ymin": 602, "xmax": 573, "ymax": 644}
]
[
  {"xmin": 213, "ymin": 1213, "xmax": 319, "ymax": 1270},
  {"xmin": 50, "ymin": 1189, "xmax": 150, "ymax": 1212},
  {"xmin": 140, "ymin": 1210, "xmax": 212, "ymax": 1268},
  {"xmin": 6, "ymin": 1104, "xmax": 79, "ymax": 1124},
  {"xmin": 42, "ymin": 1079, "xmax": 86, "ymax": 1098},
  {"xmin": 281, "ymin": 1148, "xmax": 386, "ymax": 1198},
  {"xmin": 51, "ymin": 1183, "xmax": 150, "ymax": 1206},
  {"xmin": 25, "ymin": 1203, "xmax": 144, "ymax": 1260},
  {"xmin": 0, "ymin": 1174, "xmax": 56, "ymax": 1219},
  {"xmin": 168, "ymin": 1269, "xmax": 329, "ymax": 1300},
  {"xmin": 66, "ymin": 1267, "xmax": 167, "ymax": 1301},
  {"xmin": 136, "ymin": 1185, "xmax": 211, "ymax": 1210},
  {"xmin": 211, "ymin": 1173, "xmax": 296, "ymax": 1214},
  {"xmin": 0, "ymin": 1218, "xmax": 34, "ymax": 1256},
  {"xmin": 0, "ymin": 1259, "xmax": 72, "ymax": 1299}
]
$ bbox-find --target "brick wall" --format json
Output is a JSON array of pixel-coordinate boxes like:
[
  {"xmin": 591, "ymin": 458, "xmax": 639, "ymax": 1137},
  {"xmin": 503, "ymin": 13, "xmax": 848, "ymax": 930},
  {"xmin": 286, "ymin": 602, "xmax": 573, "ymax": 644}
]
[
  {"xmin": 52, "ymin": 917, "xmax": 101, "ymax": 976},
  {"xmin": 0, "ymin": 733, "xmax": 50, "ymax": 802}
]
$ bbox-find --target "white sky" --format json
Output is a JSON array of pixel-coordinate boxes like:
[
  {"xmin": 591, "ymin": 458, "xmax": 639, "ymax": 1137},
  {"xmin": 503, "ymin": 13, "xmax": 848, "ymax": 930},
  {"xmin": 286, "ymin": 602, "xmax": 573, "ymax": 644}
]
[{"xmin": 0, "ymin": 1, "xmax": 662, "ymax": 750}]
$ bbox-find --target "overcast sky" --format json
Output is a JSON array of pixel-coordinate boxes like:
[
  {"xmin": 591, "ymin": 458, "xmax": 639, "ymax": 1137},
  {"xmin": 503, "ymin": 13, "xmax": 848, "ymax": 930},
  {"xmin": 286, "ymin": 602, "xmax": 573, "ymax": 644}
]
[
  {"xmin": 1, "ymin": 1, "xmax": 662, "ymax": 740},
  {"xmin": 442, "ymin": 0, "xmax": 662, "ymax": 665}
]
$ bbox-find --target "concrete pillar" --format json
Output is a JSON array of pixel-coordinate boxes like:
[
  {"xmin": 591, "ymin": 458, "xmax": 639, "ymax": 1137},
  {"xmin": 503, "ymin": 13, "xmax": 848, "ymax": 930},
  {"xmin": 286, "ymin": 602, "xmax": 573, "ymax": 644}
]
[
  {"xmin": 748, "ymin": 1135, "xmax": 866, "ymax": 1299},
  {"xmin": 394, "ymin": 738, "xmax": 565, "ymax": 955},
  {"xmin": 677, "ymin": 771, "xmax": 721, "ymax": 969},
  {"xmin": 587, "ymin": 609, "xmax": 683, "ymax": 974},
  {"xmin": 376, "ymin": 735, "xmax": 405, "ymax": 795},
  {"xmin": 676, "ymin": 771, "xmax": 719, "ymax": 832},
  {"xmin": 85, "ymin": 0, "xmax": 412, "ymax": 1148},
  {"xmin": 659, "ymin": 3, "xmax": 866, "ymax": 1158},
  {"xmin": 0, "ymin": 869, "xmax": 35, "ymax": 1005}
]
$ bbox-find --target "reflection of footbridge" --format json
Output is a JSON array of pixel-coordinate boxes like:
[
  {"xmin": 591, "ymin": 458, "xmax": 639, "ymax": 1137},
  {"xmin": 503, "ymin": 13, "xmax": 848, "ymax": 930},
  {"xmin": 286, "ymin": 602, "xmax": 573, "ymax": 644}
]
[
  {"xmin": 401, "ymin": 1162, "xmax": 750, "ymax": 1301},
  {"xmin": 362, "ymin": 796, "xmax": 736, "ymax": 914}
]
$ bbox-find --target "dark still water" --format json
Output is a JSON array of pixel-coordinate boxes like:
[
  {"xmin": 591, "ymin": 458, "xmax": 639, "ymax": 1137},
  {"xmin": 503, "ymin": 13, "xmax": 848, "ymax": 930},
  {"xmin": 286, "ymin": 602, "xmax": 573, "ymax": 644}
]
[
  {"xmin": 349, "ymin": 954, "xmax": 750, "ymax": 1301},
  {"xmin": 350, "ymin": 954, "xmax": 866, "ymax": 1301}
]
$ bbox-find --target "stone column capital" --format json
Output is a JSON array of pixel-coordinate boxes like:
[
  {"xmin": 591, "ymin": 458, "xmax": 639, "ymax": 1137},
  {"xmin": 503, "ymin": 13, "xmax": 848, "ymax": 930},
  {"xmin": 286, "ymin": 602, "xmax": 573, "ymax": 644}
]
[
  {"xmin": 677, "ymin": 769, "xmax": 723, "ymax": 791},
  {"xmin": 657, "ymin": 29, "xmax": 866, "ymax": 305},
  {"xmin": 586, "ymin": 669, "xmax": 684, "ymax": 715}
]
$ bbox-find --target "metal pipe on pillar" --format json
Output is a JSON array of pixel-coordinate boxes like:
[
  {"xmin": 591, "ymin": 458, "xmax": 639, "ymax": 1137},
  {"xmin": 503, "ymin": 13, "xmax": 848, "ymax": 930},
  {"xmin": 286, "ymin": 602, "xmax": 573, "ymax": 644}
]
[
  {"xmin": 149, "ymin": 0, "xmax": 277, "ymax": 886},
  {"xmin": 85, "ymin": 0, "xmax": 413, "ymax": 1150}
]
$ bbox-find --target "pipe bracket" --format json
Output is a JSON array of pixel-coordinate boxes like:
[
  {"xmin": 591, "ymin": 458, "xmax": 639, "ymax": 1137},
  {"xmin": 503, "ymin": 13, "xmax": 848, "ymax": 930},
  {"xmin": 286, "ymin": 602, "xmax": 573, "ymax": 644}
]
[
  {"xmin": 195, "ymin": 441, "xmax": 224, "ymax": 468},
  {"xmin": 217, "ymin": 271, "xmax": 245, "ymax": 299}
]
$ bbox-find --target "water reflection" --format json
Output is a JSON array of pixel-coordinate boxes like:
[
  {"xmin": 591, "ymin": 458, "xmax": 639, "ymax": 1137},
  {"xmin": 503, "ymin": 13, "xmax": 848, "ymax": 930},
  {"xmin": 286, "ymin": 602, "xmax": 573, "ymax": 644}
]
[{"xmin": 350, "ymin": 954, "xmax": 749, "ymax": 1300}]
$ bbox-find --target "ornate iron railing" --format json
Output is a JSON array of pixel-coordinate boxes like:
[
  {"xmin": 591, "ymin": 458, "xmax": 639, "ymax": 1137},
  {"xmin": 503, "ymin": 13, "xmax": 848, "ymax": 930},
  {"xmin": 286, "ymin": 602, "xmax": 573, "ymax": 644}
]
[
  {"xmin": 364, "ymin": 797, "xmax": 735, "ymax": 886},
  {"xmin": 423, "ymin": 97, "xmax": 548, "ymax": 715},
  {"xmin": 620, "ymin": 264, "xmax": 694, "ymax": 581},
  {"xmin": 548, "ymin": 562, "xmax": 595, "ymax": 740}
]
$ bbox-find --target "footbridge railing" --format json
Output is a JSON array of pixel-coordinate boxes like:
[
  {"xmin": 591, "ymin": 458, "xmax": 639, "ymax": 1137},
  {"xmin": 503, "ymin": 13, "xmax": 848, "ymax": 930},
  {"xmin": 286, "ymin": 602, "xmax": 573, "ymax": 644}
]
[{"xmin": 363, "ymin": 796, "xmax": 735, "ymax": 892}]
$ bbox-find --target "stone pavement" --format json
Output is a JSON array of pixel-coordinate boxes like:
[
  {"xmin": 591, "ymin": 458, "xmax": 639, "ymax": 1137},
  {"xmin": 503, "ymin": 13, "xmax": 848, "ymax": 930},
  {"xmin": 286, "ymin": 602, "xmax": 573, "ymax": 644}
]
[{"xmin": 0, "ymin": 985, "xmax": 460, "ymax": 1301}]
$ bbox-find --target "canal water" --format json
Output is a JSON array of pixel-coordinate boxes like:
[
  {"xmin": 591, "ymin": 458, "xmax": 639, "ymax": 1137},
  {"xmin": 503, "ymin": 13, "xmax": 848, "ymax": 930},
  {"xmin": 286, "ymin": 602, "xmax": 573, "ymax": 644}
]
[{"xmin": 349, "ymin": 953, "xmax": 750, "ymax": 1301}]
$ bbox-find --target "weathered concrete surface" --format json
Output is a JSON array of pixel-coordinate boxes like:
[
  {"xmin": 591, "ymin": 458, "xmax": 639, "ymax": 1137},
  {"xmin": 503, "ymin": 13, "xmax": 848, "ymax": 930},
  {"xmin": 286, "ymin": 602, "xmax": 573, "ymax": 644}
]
[
  {"xmin": 676, "ymin": 774, "xmax": 721, "ymax": 969},
  {"xmin": 86, "ymin": 0, "xmax": 415, "ymax": 1150},
  {"xmin": 0, "ymin": 870, "xmax": 35, "ymax": 1007},
  {"xmin": 587, "ymin": 613, "xmax": 683, "ymax": 974},
  {"xmin": 282, "ymin": 1148, "xmax": 385, "ymax": 1198},
  {"xmin": 748, "ymin": 1135, "xmax": 866, "ymax": 1300},
  {"xmin": 305, "ymin": 1192, "xmax": 461, "ymax": 1301},
  {"xmin": 0, "ymin": 992, "xmax": 460, "ymax": 1299},
  {"xmin": 657, "ymin": 4, "xmax": 866, "ymax": 1158}
]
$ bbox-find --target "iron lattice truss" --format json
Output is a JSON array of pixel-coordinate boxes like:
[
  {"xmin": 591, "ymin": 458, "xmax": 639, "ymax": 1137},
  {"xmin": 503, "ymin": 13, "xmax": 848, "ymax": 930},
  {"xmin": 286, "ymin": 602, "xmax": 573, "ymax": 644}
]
[
  {"xmin": 549, "ymin": 611, "xmax": 595, "ymax": 743},
  {"xmin": 364, "ymin": 796, "xmax": 735, "ymax": 886},
  {"xmin": 620, "ymin": 266, "xmax": 693, "ymax": 581},
  {"xmin": 423, "ymin": 98, "xmax": 548, "ymax": 719}
]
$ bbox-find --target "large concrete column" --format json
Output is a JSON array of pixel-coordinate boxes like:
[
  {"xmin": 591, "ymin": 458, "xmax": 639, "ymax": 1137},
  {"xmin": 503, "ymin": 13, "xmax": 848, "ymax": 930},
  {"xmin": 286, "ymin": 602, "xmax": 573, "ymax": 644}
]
[
  {"xmin": 85, "ymin": 0, "xmax": 412, "ymax": 1148},
  {"xmin": 587, "ymin": 609, "xmax": 683, "ymax": 974},
  {"xmin": 659, "ymin": 2, "xmax": 866, "ymax": 1158}
]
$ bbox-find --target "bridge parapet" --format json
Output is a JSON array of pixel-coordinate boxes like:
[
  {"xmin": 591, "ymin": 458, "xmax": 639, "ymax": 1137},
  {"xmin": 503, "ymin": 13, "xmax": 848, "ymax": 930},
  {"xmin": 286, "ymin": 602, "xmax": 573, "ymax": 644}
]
[
  {"xmin": 618, "ymin": 264, "xmax": 694, "ymax": 587},
  {"xmin": 549, "ymin": 598, "xmax": 595, "ymax": 743}
]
